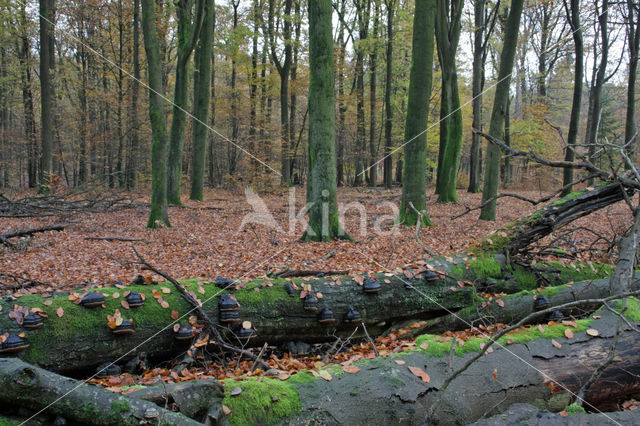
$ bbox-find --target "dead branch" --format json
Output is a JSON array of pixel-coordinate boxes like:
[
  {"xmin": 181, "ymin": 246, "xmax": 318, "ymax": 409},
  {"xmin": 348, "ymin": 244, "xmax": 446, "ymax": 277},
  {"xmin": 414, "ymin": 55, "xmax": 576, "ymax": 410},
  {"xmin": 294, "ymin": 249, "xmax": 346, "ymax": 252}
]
[
  {"xmin": 0, "ymin": 224, "xmax": 65, "ymax": 247},
  {"xmin": 85, "ymin": 236, "xmax": 145, "ymax": 242},
  {"xmin": 274, "ymin": 269, "xmax": 349, "ymax": 278},
  {"xmin": 408, "ymin": 202, "xmax": 435, "ymax": 256}
]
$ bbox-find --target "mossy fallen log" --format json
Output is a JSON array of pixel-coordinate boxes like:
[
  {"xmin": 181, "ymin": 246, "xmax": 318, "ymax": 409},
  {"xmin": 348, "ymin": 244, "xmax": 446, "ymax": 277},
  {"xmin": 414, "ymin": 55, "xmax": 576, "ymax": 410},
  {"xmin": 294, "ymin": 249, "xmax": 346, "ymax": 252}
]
[
  {"xmin": 219, "ymin": 309, "xmax": 640, "ymax": 425},
  {"xmin": 0, "ymin": 273, "xmax": 471, "ymax": 373},
  {"xmin": 0, "ymin": 358, "xmax": 205, "ymax": 425}
]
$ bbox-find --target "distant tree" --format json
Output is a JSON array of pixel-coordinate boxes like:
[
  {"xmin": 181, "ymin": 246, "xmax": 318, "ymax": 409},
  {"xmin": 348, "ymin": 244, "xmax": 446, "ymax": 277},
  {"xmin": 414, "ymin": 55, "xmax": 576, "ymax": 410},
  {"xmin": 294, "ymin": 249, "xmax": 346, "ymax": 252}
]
[
  {"xmin": 383, "ymin": 0, "xmax": 397, "ymax": 189},
  {"xmin": 398, "ymin": 0, "xmax": 436, "ymax": 226},
  {"xmin": 302, "ymin": 0, "xmax": 348, "ymax": 241},
  {"xmin": 479, "ymin": 0, "xmax": 525, "ymax": 221}
]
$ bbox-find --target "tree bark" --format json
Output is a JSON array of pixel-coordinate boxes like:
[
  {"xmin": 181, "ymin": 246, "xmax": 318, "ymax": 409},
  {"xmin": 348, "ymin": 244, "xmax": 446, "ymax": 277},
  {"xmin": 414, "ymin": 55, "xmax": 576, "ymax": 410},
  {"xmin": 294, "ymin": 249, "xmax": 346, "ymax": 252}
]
[
  {"xmin": 383, "ymin": 0, "xmax": 396, "ymax": 189},
  {"xmin": 479, "ymin": 0, "xmax": 525, "ymax": 221},
  {"xmin": 398, "ymin": 0, "xmax": 436, "ymax": 226},
  {"xmin": 141, "ymin": 0, "xmax": 170, "ymax": 227},
  {"xmin": 190, "ymin": 0, "xmax": 215, "ymax": 201},
  {"xmin": 39, "ymin": 0, "xmax": 55, "ymax": 194},
  {"xmin": 561, "ymin": 0, "xmax": 583, "ymax": 195},
  {"xmin": 167, "ymin": 0, "xmax": 206, "ymax": 205},
  {"xmin": 302, "ymin": 0, "xmax": 349, "ymax": 241}
]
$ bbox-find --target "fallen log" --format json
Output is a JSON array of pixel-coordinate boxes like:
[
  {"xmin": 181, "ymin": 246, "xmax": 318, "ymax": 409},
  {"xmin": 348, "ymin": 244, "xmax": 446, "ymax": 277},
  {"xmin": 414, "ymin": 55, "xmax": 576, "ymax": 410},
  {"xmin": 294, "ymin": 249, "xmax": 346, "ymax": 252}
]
[
  {"xmin": 0, "ymin": 273, "xmax": 471, "ymax": 373},
  {"xmin": 223, "ymin": 309, "xmax": 640, "ymax": 425},
  {"xmin": 0, "ymin": 224, "xmax": 65, "ymax": 247},
  {"xmin": 0, "ymin": 358, "xmax": 207, "ymax": 425}
]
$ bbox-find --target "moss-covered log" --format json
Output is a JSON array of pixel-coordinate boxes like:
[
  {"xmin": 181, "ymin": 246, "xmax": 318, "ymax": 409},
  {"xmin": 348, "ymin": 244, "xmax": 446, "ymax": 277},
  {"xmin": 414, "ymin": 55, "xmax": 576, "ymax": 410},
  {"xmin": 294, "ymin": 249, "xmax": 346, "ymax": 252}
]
[
  {"xmin": 0, "ymin": 273, "xmax": 471, "ymax": 373},
  {"xmin": 206, "ymin": 309, "xmax": 640, "ymax": 425},
  {"xmin": 0, "ymin": 358, "xmax": 205, "ymax": 425},
  {"xmin": 479, "ymin": 181, "xmax": 631, "ymax": 257}
]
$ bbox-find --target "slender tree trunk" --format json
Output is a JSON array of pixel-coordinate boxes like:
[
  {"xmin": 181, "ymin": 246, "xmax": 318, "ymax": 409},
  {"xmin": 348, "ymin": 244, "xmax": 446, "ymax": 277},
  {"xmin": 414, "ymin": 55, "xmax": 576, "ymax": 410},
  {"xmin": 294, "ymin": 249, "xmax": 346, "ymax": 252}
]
[
  {"xmin": 468, "ymin": 0, "xmax": 485, "ymax": 193},
  {"xmin": 116, "ymin": 0, "xmax": 125, "ymax": 187},
  {"xmin": 562, "ymin": 0, "xmax": 583, "ymax": 195},
  {"xmin": 479, "ymin": 0, "xmax": 525, "ymax": 221},
  {"xmin": 624, "ymin": 0, "xmax": 640, "ymax": 163},
  {"xmin": 503, "ymin": 95, "xmax": 512, "ymax": 185},
  {"xmin": 19, "ymin": 3, "xmax": 38, "ymax": 189},
  {"xmin": 248, "ymin": 0, "xmax": 260, "ymax": 183},
  {"xmin": 336, "ymin": 0, "xmax": 347, "ymax": 186},
  {"xmin": 434, "ymin": 0, "xmax": 463, "ymax": 202},
  {"xmin": 398, "ymin": 0, "xmax": 436, "ymax": 227},
  {"xmin": 368, "ymin": 0, "xmax": 380, "ymax": 187},
  {"xmin": 228, "ymin": 0, "xmax": 240, "ymax": 176},
  {"xmin": 167, "ymin": 0, "xmax": 205, "ymax": 205},
  {"xmin": 207, "ymin": 8, "xmax": 217, "ymax": 187},
  {"xmin": 39, "ymin": 0, "xmax": 55, "ymax": 193},
  {"xmin": 141, "ymin": 0, "xmax": 170, "ymax": 227},
  {"xmin": 268, "ymin": 0, "xmax": 292, "ymax": 185},
  {"xmin": 586, "ymin": 0, "xmax": 608, "ymax": 187},
  {"xmin": 126, "ymin": 0, "xmax": 141, "ymax": 189},
  {"xmin": 383, "ymin": 0, "xmax": 395, "ymax": 189},
  {"xmin": 288, "ymin": 0, "xmax": 301, "ymax": 182},
  {"xmin": 302, "ymin": 0, "xmax": 348, "ymax": 241},
  {"xmin": 353, "ymin": 0, "xmax": 369, "ymax": 186},
  {"xmin": 190, "ymin": 0, "xmax": 214, "ymax": 201}
]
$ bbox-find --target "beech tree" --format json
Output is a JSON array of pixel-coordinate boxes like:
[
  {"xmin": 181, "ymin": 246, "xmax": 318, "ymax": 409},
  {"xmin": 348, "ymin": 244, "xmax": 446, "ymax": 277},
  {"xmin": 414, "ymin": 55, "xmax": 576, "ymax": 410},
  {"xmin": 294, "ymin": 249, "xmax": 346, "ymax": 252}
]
[
  {"xmin": 141, "ymin": 0, "xmax": 170, "ymax": 227},
  {"xmin": 302, "ymin": 0, "xmax": 347, "ymax": 241},
  {"xmin": 479, "ymin": 0, "xmax": 525, "ymax": 221},
  {"xmin": 398, "ymin": 0, "xmax": 436, "ymax": 226},
  {"xmin": 189, "ymin": 0, "xmax": 215, "ymax": 201},
  {"xmin": 38, "ymin": 0, "xmax": 55, "ymax": 194}
]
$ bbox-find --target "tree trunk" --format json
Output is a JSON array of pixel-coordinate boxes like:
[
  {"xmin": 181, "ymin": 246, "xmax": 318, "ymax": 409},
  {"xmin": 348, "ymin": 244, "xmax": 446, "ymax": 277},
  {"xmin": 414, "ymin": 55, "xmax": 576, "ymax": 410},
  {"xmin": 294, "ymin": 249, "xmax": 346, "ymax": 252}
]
[
  {"xmin": 141, "ymin": 0, "xmax": 170, "ymax": 227},
  {"xmin": 167, "ymin": 0, "xmax": 205, "ymax": 206},
  {"xmin": 190, "ymin": 0, "xmax": 214, "ymax": 201},
  {"xmin": 434, "ymin": 0, "xmax": 463, "ymax": 202},
  {"xmin": 468, "ymin": 0, "xmax": 485, "ymax": 194},
  {"xmin": 624, "ymin": 0, "xmax": 640, "ymax": 163},
  {"xmin": 479, "ymin": 0, "xmax": 525, "ymax": 221},
  {"xmin": 302, "ymin": 0, "xmax": 349, "ymax": 240},
  {"xmin": 0, "ymin": 275, "xmax": 468, "ymax": 373},
  {"xmin": 368, "ymin": 0, "xmax": 380, "ymax": 187},
  {"xmin": 586, "ymin": 0, "xmax": 608, "ymax": 187},
  {"xmin": 398, "ymin": 0, "xmax": 436, "ymax": 226},
  {"xmin": 336, "ymin": 0, "xmax": 347, "ymax": 186},
  {"xmin": 19, "ymin": 2, "xmax": 38, "ymax": 189},
  {"xmin": 39, "ymin": 0, "xmax": 55, "ymax": 194},
  {"xmin": 0, "ymin": 358, "xmax": 206, "ymax": 425},
  {"xmin": 383, "ymin": 0, "xmax": 396, "ymax": 189},
  {"xmin": 562, "ymin": 0, "xmax": 583, "ymax": 195}
]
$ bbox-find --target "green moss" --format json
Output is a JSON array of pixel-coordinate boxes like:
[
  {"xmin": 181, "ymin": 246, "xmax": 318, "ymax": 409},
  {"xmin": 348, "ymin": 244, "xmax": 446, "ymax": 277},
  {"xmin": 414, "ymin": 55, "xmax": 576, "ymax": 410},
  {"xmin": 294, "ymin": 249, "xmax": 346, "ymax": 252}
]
[
  {"xmin": 450, "ymin": 265, "xmax": 465, "ymax": 279},
  {"xmin": 120, "ymin": 385, "xmax": 147, "ymax": 391},
  {"xmin": 538, "ymin": 261, "xmax": 613, "ymax": 283},
  {"xmin": 416, "ymin": 319, "xmax": 593, "ymax": 358},
  {"xmin": 110, "ymin": 400, "xmax": 130, "ymax": 413},
  {"xmin": 234, "ymin": 280, "xmax": 291, "ymax": 309},
  {"xmin": 222, "ymin": 377, "xmax": 301, "ymax": 425},
  {"xmin": 513, "ymin": 266, "xmax": 538, "ymax": 290},
  {"xmin": 288, "ymin": 370, "xmax": 317, "ymax": 385},
  {"xmin": 469, "ymin": 257, "xmax": 502, "ymax": 279},
  {"xmin": 0, "ymin": 417, "xmax": 17, "ymax": 426},
  {"xmin": 565, "ymin": 403, "xmax": 586, "ymax": 415},
  {"xmin": 497, "ymin": 319, "xmax": 591, "ymax": 344},
  {"xmin": 414, "ymin": 334, "xmax": 489, "ymax": 357},
  {"xmin": 612, "ymin": 297, "xmax": 640, "ymax": 321}
]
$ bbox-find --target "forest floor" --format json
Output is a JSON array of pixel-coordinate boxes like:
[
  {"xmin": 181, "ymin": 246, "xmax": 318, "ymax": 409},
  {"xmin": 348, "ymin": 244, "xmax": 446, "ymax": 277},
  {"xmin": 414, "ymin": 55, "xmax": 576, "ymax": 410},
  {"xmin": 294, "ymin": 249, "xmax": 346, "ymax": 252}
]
[{"xmin": 0, "ymin": 186, "xmax": 631, "ymax": 289}]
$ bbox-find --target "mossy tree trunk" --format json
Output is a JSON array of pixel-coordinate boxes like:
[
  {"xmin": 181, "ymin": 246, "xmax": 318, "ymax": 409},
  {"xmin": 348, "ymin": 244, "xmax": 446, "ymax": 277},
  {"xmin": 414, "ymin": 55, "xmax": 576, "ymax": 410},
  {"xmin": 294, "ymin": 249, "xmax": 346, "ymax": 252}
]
[
  {"xmin": 1, "ymin": 275, "xmax": 470, "ymax": 373},
  {"xmin": 189, "ymin": 0, "xmax": 215, "ymax": 202},
  {"xmin": 479, "ymin": 0, "xmax": 524, "ymax": 221},
  {"xmin": 141, "ymin": 0, "xmax": 170, "ymax": 228},
  {"xmin": 398, "ymin": 0, "xmax": 436, "ymax": 227},
  {"xmin": 303, "ymin": 0, "xmax": 349, "ymax": 241},
  {"xmin": 0, "ymin": 358, "xmax": 204, "ymax": 425},
  {"xmin": 561, "ymin": 0, "xmax": 583, "ymax": 196},
  {"xmin": 434, "ymin": 0, "xmax": 463, "ymax": 202},
  {"xmin": 167, "ymin": 0, "xmax": 205, "ymax": 206}
]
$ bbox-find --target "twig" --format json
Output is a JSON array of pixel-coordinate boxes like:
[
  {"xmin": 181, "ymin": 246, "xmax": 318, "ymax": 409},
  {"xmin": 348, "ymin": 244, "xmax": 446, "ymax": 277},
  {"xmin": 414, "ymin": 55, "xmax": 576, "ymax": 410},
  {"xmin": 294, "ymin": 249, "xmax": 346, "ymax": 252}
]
[
  {"xmin": 274, "ymin": 269, "xmax": 349, "ymax": 278},
  {"xmin": 85, "ymin": 236, "xmax": 145, "ymax": 242},
  {"xmin": 361, "ymin": 321, "xmax": 379, "ymax": 357},
  {"xmin": 250, "ymin": 343, "xmax": 269, "ymax": 372}
]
